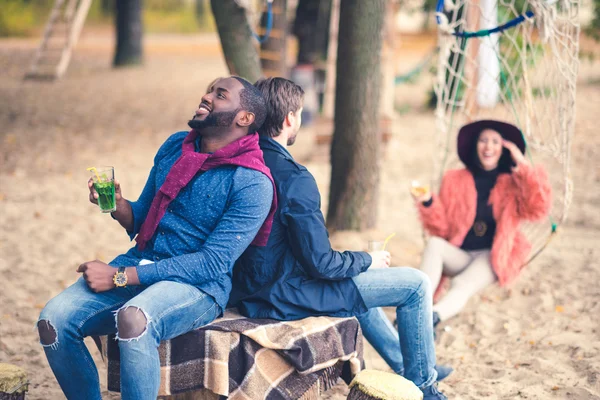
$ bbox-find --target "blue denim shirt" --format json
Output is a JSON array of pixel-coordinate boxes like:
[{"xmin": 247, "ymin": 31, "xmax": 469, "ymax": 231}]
[
  {"xmin": 230, "ymin": 137, "xmax": 371, "ymax": 320},
  {"xmin": 110, "ymin": 131, "xmax": 273, "ymax": 312}
]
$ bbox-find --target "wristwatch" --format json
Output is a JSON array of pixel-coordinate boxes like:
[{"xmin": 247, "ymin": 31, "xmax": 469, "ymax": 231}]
[{"xmin": 113, "ymin": 267, "xmax": 128, "ymax": 288}]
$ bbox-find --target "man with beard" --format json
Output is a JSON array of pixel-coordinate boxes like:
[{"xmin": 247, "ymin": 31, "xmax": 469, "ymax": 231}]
[
  {"xmin": 229, "ymin": 77, "xmax": 449, "ymax": 400},
  {"xmin": 38, "ymin": 76, "xmax": 276, "ymax": 400}
]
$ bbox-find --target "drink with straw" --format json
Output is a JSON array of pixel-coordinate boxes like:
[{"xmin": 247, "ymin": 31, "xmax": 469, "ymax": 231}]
[
  {"xmin": 410, "ymin": 180, "xmax": 430, "ymax": 198},
  {"xmin": 368, "ymin": 233, "xmax": 396, "ymax": 252},
  {"xmin": 88, "ymin": 166, "xmax": 116, "ymax": 213},
  {"xmin": 368, "ymin": 241, "xmax": 384, "ymax": 252}
]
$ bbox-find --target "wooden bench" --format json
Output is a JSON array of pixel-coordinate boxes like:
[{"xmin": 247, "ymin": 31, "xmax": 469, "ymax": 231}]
[{"xmin": 95, "ymin": 310, "xmax": 364, "ymax": 400}]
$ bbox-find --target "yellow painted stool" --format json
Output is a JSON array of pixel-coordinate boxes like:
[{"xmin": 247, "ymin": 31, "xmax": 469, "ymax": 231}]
[
  {"xmin": 0, "ymin": 364, "xmax": 28, "ymax": 400},
  {"xmin": 347, "ymin": 369, "xmax": 423, "ymax": 400}
]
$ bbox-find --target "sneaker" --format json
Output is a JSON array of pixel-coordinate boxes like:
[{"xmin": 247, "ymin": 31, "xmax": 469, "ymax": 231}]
[
  {"xmin": 422, "ymin": 383, "xmax": 448, "ymax": 400},
  {"xmin": 435, "ymin": 364, "xmax": 453, "ymax": 382},
  {"xmin": 433, "ymin": 311, "xmax": 441, "ymax": 328},
  {"xmin": 432, "ymin": 311, "xmax": 442, "ymax": 340}
]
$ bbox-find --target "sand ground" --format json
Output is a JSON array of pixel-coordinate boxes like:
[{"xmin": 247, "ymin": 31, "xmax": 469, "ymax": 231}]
[{"xmin": 0, "ymin": 29, "xmax": 599, "ymax": 399}]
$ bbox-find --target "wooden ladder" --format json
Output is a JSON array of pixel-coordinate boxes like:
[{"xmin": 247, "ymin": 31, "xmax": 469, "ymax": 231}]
[{"xmin": 25, "ymin": 0, "xmax": 93, "ymax": 80}]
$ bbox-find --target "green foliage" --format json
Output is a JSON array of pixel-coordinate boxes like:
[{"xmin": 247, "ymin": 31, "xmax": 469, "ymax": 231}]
[
  {"xmin": 0, "ymin": 1, "xmax": 49, "ymax": 37},
  {"xmin": 86, "ymin": 0, "xmax": 114, "ymax": 24},
  {"xmin": 0, "ymin": 0, "xmax": 216, "ymax": 37},
  {"xmin": 585, "ymin": 0, "xmax": 600, "ymax": 41},
  {"xmin": 144, "ymin": 3, "xmax": 215, "ymax": 34}
]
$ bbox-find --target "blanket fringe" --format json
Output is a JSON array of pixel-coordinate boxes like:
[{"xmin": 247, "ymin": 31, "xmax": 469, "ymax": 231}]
[
  {"xmin": 297, "ymin": 362, "xmax": 344, "ymax": 400},
  {"xmin": 319, "ymin": 362, "xmax": 344, "ymax": 392},
  {"xmin": 298, "ymin": 384, "xmax": 319, "ymax": 400}
]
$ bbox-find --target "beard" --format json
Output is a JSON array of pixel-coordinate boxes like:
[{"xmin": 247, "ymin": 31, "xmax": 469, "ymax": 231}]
[
  {"xmin": 188, "ymin": 108, "xmax": 240, "ymax": 132},
  {"xmin": 287, "ymin": 134, "xmax": 297, "ymax": 146},
  {"xmin": 287, "ymin": 129, "xmax": 300, "ymax": 146}
]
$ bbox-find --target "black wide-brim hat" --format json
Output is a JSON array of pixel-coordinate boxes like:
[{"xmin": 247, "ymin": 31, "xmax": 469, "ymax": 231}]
[{"xmin": 457, "ymin": 119, "xmax": 526, "ymax": 167}]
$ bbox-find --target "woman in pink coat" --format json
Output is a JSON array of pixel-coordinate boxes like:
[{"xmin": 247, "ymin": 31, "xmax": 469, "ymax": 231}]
[{"xmin": 412, "ymin": 120, "xmax": 552, "ymax": 325}]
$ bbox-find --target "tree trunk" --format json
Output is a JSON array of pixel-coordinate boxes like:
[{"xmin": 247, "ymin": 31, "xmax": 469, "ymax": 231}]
[
  {"xmin": 113, "ymin": 0, "xmax": 143, "ymax": 67},
  {"xmin": 101, "ymin": 0, "xmax": 113, "ymax": 16},
  {"xmin": 260, "ymin": 0, "xmax": 288, "ymax": 77},
  {"xmin": 293, "ymin": 0, "xmax": 324, "ymax": 65},
  {"xmin": 196, "ymin": 0, "xmax": 206, "ymax": 20},
  {"xmin": 211, "ymin": 0, "xmax": 262, "ymax": 82},
  {"xmin": 326, "ymin": 0, "xmax": 385, "ymax": 231}
]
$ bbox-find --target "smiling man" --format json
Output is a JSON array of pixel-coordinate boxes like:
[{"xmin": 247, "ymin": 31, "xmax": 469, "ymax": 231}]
[{"xmin": 37, "ymin": 76, "xmax": 275, "ymax": 400}]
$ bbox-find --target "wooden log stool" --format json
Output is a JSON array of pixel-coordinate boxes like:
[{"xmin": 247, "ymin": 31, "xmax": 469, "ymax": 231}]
[
  {"xmin": 347, "ymin": 369, "xmax": 423, "ymax": 400},
  {"xmin": 0, "ymin": 364, "xmax": 28, "ymax": 400}
]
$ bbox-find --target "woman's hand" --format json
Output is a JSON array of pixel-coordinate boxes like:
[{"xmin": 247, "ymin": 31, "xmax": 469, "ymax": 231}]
[{"xmin": 502, "ymin": 139, "xmax": 528, "ymax": 171}]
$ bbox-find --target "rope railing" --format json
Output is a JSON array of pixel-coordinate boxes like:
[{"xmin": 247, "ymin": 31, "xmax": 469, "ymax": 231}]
[
  {"xmin": 435, "ymin": 0, "xmax": 535, "ymax": 38},
  {"xmin": 251, "ymin": 0, "xmax": 274, "ymax": 43}
]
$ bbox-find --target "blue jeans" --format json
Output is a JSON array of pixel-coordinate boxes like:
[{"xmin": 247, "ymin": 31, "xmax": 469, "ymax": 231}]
[
  {"xmin": 353, "ymin": 267, "xmax": 437, "ymax": 389},
  {"xmin": 38, "ymin": 277, "xmax": 220, "ymax": 400}
]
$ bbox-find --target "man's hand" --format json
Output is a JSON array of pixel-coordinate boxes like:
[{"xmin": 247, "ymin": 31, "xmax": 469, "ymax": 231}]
[
  {"xmin": 368, "ymin": 251, "xmax": 391, "ymax": 269},
  {"xmin": 77, "ymin": 260, "xmax": 116, "ymax": 293},
  {"xmin": 88, "ymin": 178, "xmax": 124, "ymax": 206},
  {"xmin": 88, "ymin": 178, "xmax": 134, "ymax": 231}
]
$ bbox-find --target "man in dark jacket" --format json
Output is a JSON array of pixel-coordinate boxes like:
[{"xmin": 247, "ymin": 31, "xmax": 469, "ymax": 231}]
[{"xmin": 230, "ymin": 77, "xmax": 449, "ymax": 400}]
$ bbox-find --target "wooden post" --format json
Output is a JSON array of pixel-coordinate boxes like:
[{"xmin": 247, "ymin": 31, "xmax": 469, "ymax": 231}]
[
  {"xmin": 477, "ymin": 0, "xmax": 500, "ymax": 108},
  {"xmin": 0, "ymin": 364, "xmax": 28, "ymax": 400},
  {"xmin": 57, "ymin": 0, "xmax": 93, "ymax": 78},
  {"xmin": 463, "ymin": 0, "xmax": 481, "ymax": 119},
  {"xmin": 260, "ymin": 0, "xmax": 288, "ymax": 77}
]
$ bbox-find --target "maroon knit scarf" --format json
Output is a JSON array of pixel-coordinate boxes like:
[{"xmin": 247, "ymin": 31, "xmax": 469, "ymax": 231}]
[{"xmin": 136, "ymin": 130, "xmax": 277, "ymax": 251}]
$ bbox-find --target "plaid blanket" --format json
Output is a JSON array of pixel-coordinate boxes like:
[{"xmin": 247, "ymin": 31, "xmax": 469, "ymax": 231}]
[{"xmin": 95, "ymin": 310, "xmax": 363, "ymax": 399}]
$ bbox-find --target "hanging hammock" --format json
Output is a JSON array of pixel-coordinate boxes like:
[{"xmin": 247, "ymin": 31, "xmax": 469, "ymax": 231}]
[{"xmin": 432, "ymin": 0, "xmax": 580, "ymax": 264}]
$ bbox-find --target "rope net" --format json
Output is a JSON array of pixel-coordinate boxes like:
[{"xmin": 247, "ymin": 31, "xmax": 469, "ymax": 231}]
[{"xmin": 432, "ymin": 0, "xmax": 580, "ymax": 262}]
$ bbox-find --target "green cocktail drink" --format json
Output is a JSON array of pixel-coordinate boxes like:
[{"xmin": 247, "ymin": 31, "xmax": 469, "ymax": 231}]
[
  {"xmin": 94, "ymin": 180, "xmax": 116, "ymax": 212},
  {"xmin": 89, "ymin": 166, "xmax": 116, "ymax": 213}
]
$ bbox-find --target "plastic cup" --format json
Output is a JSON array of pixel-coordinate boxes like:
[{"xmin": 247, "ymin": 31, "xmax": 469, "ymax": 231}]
[
  {"xmin": 410, "ymin": 180, "xmax": 430, "ymax": 197},
  {"xmin": 368, "ymin": 241, "xmax": 385, "ymax": 252},
  {"xmin": 91, "ymin": 166, "xmax": 116, "ymax": 213}
]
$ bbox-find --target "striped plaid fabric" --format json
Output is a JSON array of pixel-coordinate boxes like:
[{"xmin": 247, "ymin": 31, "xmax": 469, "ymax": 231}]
[{"xmin": 95, "ymin": 310, "xmax": 364, "ymax": 399}]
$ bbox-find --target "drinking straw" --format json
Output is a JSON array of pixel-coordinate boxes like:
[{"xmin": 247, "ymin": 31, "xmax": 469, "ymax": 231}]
[
  {"xmin": 87, "ymin": 167, "xmax": 102, "ymax": 182},
  {"xmin": 382, "ymin": 233, "xmax": 396, "ymax": 251}
]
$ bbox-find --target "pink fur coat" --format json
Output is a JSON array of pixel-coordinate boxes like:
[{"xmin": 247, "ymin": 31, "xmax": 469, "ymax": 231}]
[{"xmin": 417, "ymin": 164, "xmax": 552, "ymax": 286}]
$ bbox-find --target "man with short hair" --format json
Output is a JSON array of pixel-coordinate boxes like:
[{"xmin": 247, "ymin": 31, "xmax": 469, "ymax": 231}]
[
  {"xmin": 230, "ymin": 77, "xmax": 449, "ymax": 400},
  {"xmin": 38, "ymin": 76, "xmax": 275, "ymax": 400}
]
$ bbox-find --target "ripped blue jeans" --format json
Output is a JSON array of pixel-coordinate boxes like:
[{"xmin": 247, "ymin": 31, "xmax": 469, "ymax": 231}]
[{"xmin": 38, "ymin": 277, "xmax": 220, "ymax": 400}]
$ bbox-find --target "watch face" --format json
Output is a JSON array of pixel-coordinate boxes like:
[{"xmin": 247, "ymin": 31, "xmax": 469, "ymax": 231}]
[{"xmin": 114, "ymin": 273, "xmax": 127, "ymax": 287}]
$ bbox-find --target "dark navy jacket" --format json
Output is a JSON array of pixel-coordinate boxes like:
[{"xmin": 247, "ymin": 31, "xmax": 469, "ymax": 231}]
[{"xmin": 229, "ymin": 136, "xmax": 371, "ymax": 320}]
